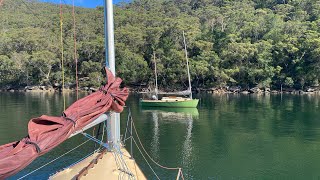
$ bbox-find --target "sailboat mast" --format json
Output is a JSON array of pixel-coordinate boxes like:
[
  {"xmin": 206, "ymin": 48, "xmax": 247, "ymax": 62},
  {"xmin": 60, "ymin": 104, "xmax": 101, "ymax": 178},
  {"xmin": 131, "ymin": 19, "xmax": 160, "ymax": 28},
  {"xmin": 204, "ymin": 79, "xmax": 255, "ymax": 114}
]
[
  {"xmin": 104, "ymin": 0, "xmax": 115, "ymax": 73},
  {"xmin": 183, "ymin": 31, "xmax": 192, "ymax": 99},
  {"xmin": 153, "ymin": 51, "xmax": 158, "ymax": 98},
  {"xmin": 103, "ymin": 0, "xmax": 120, "ymax": 147}
]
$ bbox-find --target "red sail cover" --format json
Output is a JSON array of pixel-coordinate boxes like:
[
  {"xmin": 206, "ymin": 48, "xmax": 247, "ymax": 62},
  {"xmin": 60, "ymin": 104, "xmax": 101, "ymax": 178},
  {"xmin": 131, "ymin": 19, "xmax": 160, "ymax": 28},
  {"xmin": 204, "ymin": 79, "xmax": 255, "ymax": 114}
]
[{"xmin": 0, "ymin": 68, "xmax": 129, "ymax": 179}]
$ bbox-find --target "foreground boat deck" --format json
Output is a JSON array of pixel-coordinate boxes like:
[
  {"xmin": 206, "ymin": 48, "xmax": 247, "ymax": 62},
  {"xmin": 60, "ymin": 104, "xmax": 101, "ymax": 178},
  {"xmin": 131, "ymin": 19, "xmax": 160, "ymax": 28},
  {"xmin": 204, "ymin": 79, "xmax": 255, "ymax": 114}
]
[{"xmin": 50, "ymin": 147, "xmax": 146, "ymax": 180}]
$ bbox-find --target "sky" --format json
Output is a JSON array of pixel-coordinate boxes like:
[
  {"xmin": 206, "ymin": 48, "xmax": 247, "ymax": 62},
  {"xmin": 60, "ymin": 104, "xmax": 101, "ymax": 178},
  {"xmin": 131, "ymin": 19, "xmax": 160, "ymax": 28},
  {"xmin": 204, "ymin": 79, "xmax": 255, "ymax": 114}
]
[{"xmin": 39, "ymin": 0, "xmax": 130, "ymax": 8}]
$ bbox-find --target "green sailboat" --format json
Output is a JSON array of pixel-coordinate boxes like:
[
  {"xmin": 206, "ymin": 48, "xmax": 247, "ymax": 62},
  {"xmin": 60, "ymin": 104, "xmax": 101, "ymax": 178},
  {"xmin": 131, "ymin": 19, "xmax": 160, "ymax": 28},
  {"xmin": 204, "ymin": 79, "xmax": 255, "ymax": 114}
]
[{"xmin": 140, "ymin": 31, "xmax": 199, "ymax": 108}]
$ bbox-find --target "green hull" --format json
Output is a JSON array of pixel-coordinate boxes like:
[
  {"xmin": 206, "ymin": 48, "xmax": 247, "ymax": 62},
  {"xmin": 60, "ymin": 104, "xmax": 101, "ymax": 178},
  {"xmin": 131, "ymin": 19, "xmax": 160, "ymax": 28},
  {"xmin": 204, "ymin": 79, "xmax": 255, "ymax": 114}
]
[{"xmin": 139, "ymin": 99, "xmax": 199, "ymax": 108}]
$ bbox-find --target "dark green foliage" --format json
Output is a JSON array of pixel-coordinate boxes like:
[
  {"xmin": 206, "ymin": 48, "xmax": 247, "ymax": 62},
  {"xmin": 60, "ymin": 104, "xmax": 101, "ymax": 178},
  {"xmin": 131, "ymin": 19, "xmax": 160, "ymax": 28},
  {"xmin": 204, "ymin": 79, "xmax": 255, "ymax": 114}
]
[{"xmin": 1, "ymin": 0, "xmax": 320, "ymax": 90}]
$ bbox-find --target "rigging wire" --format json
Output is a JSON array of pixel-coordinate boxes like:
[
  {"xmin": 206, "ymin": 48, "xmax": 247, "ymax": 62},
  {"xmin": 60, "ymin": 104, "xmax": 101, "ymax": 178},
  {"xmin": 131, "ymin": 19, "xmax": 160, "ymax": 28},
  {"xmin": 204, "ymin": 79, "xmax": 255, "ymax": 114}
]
[
  {"xmin": 132, "ymin": 118, "xmax": 182, "ymax": 170},
  {"xmin": 60, "ymin": 0, "xmax": 66, "ymax": 110},
  {"xmin": 123, "ymin": 107, "xmax": 185, "ymax": 179},
  {"xmin": 17, "ymin": 139, "xmax": 91, "ymax": 180},
  {"xmin": 130, "ymin": 115, "xmax": 185, "ymax": 179},
  {"xmin": 13, "ymin": 0, "xmax": 76, "ymax": 53},
  {"xmin": 19, "ymin": 0, "xmax": 44, "ymax": 23},
  {"xmin": 72, "ymin": 0, "xmax": 79, "ymax": 100},
  {"xmin": 98, "ymin": 122, "xmax": 106, "ymax": 150}
]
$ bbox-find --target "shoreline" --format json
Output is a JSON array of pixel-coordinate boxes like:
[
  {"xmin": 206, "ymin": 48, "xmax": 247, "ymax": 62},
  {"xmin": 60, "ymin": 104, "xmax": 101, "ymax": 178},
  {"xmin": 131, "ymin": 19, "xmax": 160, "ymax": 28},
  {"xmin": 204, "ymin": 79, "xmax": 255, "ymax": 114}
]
[{"xmin": 1, "ymin": 85, "xmax": 320, "ymax": 95}]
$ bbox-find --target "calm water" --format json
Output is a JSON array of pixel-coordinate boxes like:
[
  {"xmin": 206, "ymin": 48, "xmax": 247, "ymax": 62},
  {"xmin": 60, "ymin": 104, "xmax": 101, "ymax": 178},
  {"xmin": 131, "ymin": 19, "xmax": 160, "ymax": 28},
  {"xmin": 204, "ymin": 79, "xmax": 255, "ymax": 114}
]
[{"xmin": 1, "ymin": 92, "xmax": 320, "ymax": 179}]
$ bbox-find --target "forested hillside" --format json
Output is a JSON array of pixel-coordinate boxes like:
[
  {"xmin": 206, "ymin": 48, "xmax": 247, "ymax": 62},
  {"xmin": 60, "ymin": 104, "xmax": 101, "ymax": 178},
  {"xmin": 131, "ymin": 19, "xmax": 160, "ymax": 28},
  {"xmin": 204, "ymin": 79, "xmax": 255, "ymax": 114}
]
[{"xmin": 1, "ymin": 0, "xmax": 320, "ymax": 90}]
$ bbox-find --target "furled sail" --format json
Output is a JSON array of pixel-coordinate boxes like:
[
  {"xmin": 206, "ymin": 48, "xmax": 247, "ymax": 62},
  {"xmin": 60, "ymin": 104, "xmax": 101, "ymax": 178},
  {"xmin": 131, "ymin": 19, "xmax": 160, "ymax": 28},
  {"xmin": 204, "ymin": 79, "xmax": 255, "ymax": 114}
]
[
  {"xmin": 157, "ymin": 89, "xmax": 192, "ymax": 96},
  {"xmin": 0, "ymin": 68, "xmax": 129, "ymax": 179}
]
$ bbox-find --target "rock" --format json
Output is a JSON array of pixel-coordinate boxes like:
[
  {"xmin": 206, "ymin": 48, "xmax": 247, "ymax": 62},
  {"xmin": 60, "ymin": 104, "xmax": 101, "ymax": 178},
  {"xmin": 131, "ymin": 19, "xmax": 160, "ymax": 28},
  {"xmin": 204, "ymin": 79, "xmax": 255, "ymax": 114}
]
[
  {"xmin": 5, "ymin": 85, "xmax": 12, "ymax": 91},
  {"xmin": 25, "ymin": 86, "xmax": 40, "ymax": 91},
  {"xmin": 249, "ymin": 87, "xmax": 262, "ymax": 93},
  {"xmin": 53, "ymin": 83, "xmax": 60, "ymax": 88},
  {"xmin": 90, "ymin": 87, "xmax": 97, "ymax": 92},
  {"xmin": 46, "ymin": 85, "xmax": 54, "ymax": 91},
  {"xmin": 79, "ymin": 77, "xmax": 90, "ymax": 82},
  {"xmin": 228, "ymin": 86, "xmax": 241, "ymax": 93},
  {"xmin": 213, "ymin": 89, "xmax": 225, "ymax": 94},
  {"xmin": 306, "ymin": 88, "xmax": 315, "ymax": 92},
  {"xmin": 241, "ymin": 91, "xmax": 250, "ymax": 94}
]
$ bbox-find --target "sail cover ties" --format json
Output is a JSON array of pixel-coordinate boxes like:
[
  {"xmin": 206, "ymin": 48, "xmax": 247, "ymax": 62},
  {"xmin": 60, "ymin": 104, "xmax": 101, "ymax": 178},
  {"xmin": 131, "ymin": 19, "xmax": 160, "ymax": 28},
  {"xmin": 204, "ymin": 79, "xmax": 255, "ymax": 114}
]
[
  {"xmin": 0, "ymin": 68, "xmax": 129, "ymax": 179},
  {"xmin": 62, "ymin": 113, "xmax": 76, "ymax": 126},
  {"xmin": 25, "ymin": 141, "xmax": 41, "ymax": 153}
]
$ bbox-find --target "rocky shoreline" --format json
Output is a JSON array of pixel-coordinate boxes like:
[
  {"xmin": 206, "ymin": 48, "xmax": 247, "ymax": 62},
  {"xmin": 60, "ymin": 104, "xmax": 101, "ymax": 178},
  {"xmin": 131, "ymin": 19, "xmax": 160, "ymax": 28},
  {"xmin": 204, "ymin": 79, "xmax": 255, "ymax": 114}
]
[
  {"xmin": 129, "ymin": 86, "xmax": 320, "ymax": 95},
  {"xmin": 0, "ymin": 85, "xmax": 98, "ymax": 93},
  {"xmin": 194, "ymin": 87, "xmax": 320, "ymax": 95},
  {"xmin": 1, "ymin": 85, "xmax": 320, "ymax": 95}
]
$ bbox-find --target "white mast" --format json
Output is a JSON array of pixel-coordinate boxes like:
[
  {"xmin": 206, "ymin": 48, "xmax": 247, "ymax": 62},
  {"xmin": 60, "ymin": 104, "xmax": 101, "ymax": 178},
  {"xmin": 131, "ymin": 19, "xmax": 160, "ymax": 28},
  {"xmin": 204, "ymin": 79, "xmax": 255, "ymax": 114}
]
[
  {"xmin": 153, "ymin": 51, "xmax": 158, "ymax": 99},
  {"xmin": 183, "ymin": 31, "xmax": 192, "ymax": 99},
  {"xmin": 103, "ymin": 0, "xmax": 120, "ymax": 147}
]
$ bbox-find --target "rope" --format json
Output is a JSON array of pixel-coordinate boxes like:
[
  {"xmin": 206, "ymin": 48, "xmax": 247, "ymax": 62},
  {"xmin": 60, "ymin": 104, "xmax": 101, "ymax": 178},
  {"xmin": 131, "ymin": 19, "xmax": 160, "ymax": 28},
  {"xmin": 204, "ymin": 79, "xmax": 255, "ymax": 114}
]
[
  {"xmin": 113, "ymin": 144, "xmax": 134, "ymax": 179},
  {"xmin": 72, "ymin": 0, "xmax": 79, "ymax": 100},
  {"xmin": 132, "ymin": 138, "xmax": 160, "ymax": 180},
  {"xmin": 60, "ymin": 0, "xmax": 66, "ymax": 110},
  {"xmin": 101, "ymin": 113, "xmax": 134, "ymax": 180},
  {"xmin": 17, "ymin": 139, "xmax": 90, "ymax": 180},
  {"xmin": 132, "ymin": 120, "xmax": 181, "ymax": 170},
  {"xmin": 131, "ymin": 115, "xmax": 185, "ymax": 179}
]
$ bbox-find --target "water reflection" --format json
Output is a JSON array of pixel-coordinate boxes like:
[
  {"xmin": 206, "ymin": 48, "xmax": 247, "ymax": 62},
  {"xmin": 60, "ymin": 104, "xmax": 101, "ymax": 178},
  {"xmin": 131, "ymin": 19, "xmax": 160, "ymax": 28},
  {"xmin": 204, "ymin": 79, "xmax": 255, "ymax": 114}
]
[
  {"xmin": 140, "ymin": 107, "xmax": 198, "ymax": 179},
  {"xmin": 181, "ymin": 113, "xmax": 194, "ymax": 179},
  {"xmin": 151, "ymin": 112, "xmax": 159, "ymax": 160},
  {"xmin": 141, "ymin": 107, "xmax": 199, "ymax": 119}
]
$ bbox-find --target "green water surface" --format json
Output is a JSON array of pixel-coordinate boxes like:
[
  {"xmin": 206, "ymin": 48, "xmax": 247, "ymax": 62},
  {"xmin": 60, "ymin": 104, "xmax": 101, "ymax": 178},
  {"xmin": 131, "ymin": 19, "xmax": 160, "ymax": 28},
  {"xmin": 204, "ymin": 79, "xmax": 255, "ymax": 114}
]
[{"xmin": 1, "ymin": 92, "xmax": 320, "ymax": 179}]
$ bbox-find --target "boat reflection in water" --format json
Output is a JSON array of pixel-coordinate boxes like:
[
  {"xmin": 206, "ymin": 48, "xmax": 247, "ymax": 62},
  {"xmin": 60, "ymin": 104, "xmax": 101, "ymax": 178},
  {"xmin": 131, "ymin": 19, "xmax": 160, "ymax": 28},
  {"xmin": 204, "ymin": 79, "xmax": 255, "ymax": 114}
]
[
  {"xmin": 140, "ymin": 107, "xmax": 199, "ymax": 119},
  {"xmin": 140, "ymin": 106, "xmax": 198, "ymax": 178}
]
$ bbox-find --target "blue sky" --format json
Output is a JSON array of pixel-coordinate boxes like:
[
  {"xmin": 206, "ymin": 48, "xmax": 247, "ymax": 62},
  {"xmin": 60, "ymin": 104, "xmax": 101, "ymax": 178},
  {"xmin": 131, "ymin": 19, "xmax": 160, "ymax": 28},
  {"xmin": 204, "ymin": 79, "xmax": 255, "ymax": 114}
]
[{"xmin": 39, "ymin": 0, "xmax": 130, "ymax": 8}]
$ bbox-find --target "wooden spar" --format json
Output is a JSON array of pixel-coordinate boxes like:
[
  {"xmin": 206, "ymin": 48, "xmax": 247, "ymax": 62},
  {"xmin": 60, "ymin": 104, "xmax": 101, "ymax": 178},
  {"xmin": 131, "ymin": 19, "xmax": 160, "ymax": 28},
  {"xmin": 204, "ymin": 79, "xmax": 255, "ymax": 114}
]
[
  {"xmin": 153, "ymin": 51, "xmax": 158, "ymax": 98},
  {"xmin": 183, "ymin": 31, "xmax": 192, "ymax": 99}
]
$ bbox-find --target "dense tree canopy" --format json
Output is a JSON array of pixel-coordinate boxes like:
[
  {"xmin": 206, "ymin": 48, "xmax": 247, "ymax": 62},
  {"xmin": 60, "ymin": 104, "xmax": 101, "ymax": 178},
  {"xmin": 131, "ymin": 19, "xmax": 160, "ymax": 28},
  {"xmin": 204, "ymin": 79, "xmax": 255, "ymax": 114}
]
[{"xmin": 1, "ymin": 0, "xmax": 320, "ymax": 90}]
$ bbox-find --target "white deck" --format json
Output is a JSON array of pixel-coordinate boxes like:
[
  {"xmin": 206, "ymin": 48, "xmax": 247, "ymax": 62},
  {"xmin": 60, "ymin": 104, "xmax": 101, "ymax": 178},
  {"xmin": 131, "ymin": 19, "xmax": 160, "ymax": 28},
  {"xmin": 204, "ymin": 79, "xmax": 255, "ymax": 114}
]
[{"xmin": 50, "ymin": 147, "xmax": 146, "ymax": 180}]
